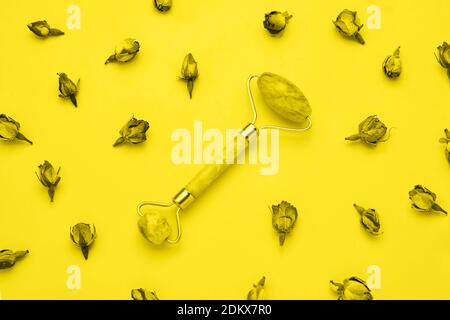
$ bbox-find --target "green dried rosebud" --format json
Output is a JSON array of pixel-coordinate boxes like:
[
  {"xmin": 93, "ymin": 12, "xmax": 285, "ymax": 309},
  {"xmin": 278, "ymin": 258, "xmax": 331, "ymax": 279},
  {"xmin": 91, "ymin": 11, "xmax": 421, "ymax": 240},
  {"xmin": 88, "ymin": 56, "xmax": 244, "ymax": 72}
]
[
  {"xmin": 247, "ymin": 276, "xmax": 265, "ymax": 300},
  {"xmin": 409, "ymin": 185, "xmax": 447, "ymax": 214},
  {"xmin": 35, "ymin": 160, "xmax": 61, "ymax": 202},
  {"xmin": 105, "ymin": 38, "xmax": 140, "ymax": 64},
  {"xmin": 435, "ymin": 42, "xmax": 450, "ymax": 80},
  {"xmin": 270, "ymin": 201, "xmax": 298, "ymax": 245},
  {"xmin": 257, "ymin": 72, "xmax": 312, "ymax": 124},
  {"xmin": 154, "ymin": 0, "xmax": 172, "ymax": 12},
  {"xmin": 439, "ymin": 129, "xmax": 450, "ymax": 164},
  {"xmin": 330, "ymin": 277, "xmax": 373, "ymax": 300},
  {"xmin": 27, "ymin": 20, "xmax": 64, "ymax": 38},
  {"xmin": 113, "ymin": 116, "xmax": 150, "ymax": 146},
  {"xmin": 0, "ymin": 249, "xmax": 29, "ymax": 269},
  {"xmin": 383, "ymin": 47, "xmax": 402, "ymax": 78},
  {"xmin": 131, "ymin": 288, "xmax": 160, "ymax": 300},
  {"xmin": 70, "ymin": 223, "xmax": 96, "ymax": 260},
  {"xmin": 353, "ymin": 204, "xmax": 382, "ymax": 235},
  {"xmin": 138, "ymin": 212, "xmax": 172, "ymax": 245},
  {"xmin": 345, "ymin": 115, "xmax": 389, "ymax": 146},
  {"xmin": 333, "ymin": 9, "xmax": 365, "ymax": 45},
  {"xmin": 180, "ymin": 53, "xmax": 198, "ymax": 99},
  {"xmin": 263, "ymin": 11, "xmax": 292, "ymax": 35},
  {"xmin": 0, "ymin": 114, "xmax": 33, "ymax": 145},
  {"xmin": 58, "ymin": 73, "xmax": 79, "ymax": 107}
]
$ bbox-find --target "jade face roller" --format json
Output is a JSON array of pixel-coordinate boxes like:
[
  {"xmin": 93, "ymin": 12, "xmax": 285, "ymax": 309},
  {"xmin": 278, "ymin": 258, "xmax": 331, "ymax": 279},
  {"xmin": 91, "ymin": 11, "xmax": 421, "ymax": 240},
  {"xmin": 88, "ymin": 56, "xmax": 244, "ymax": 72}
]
[{"xmin": 137, "ymin": 72, "xmax": 313, "ymax": 245}]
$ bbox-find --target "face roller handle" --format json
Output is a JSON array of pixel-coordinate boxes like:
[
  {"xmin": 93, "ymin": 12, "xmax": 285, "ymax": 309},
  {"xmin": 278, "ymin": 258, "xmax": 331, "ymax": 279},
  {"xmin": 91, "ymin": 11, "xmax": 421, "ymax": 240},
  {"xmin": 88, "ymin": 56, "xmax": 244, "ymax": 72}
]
[{"xmin": 172, "ymin": 123, "xmax": 257, "ymax": 210}]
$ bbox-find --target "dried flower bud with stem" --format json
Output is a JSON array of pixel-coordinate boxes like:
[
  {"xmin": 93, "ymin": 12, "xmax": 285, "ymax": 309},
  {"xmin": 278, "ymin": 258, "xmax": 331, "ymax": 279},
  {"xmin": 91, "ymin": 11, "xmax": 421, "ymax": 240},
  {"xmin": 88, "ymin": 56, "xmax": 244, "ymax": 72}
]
[
  {"xmin": 70, "ymin": 223, "xmax": 96, "ymax": 260},
  {"xmin": 113, "ymin": 116, "xmax": 150, "ymax": 147},
  {"xmin": 105, "ymin": 38, "xmax": 140, "ymax": 64},
  {"xmin": 247, "ymin": 276, "xmax": 265, "ymax": 300},
  {"xmin": 0, "ymin": 249, "xmax": 29, "ymax": 269},
  {"xmin": 263, "ymin": 11, "xmax": 292, "ymax": 35},
  {"xmin": 409, "ymin": 185, "xmax": 447, "ymax": 214},
  {"xmin": 353, "ymin": 204, "xmax": 382, "ymax": 235},
  {"xmin": 36, "ymin": 160, "xmax": 61, "ymax": 202},
  {"xmin": 154, "ymin": 0, "xmax": 172, "ymax": 12},
  {"xmin": 439, "ymin": 129, "xmax": 450, "ymax": 164},
  {"xmin": 27, "ymin": 20, "xmax": 64, "ymax": 38},
  {"xmin": 435, "ymin": 42, "xmax": 450, "ymax": 81},
  {"xmin": 383, "ymin": 47, "xmax": 402, "ymax": 78},
  {"xmin": 0, "ymin": 114, "xmax": 32, "ymax": 145},
  {"xmin": 330, "ymin": 277, "xmax": 373, "ymax": 300},
  {"xmin": 131, "ymin": 288, "xmax": 160, "ymax": 300},
  {"xmin": 58, "ymin": 73, "xmax": 80, "ymax": 107},
  {"xmin": 270, "ymin": 201, "xmax": 298, "ymax": 246},
  {"xmin": 333, "ymin": 9, "xmax": 365, "ymax": 44},
  {"xmin": 180, "ymin": 53, "xmax": 198, "ymax": 99},
  {"xmin": 345, "ymin": 115, "xmax": 390, "ymax": 146},
  {"xmin": 138, "ymin": 212, "xmax": 172, "ymax": 245}
]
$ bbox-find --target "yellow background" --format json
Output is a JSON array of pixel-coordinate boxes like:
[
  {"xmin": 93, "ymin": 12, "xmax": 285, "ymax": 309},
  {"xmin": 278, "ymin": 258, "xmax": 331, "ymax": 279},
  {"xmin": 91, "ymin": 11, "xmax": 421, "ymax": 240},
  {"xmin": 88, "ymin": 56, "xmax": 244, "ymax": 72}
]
[{"xmin": 0, "ymin": 0, "xmax": 449, "ymax": 300}]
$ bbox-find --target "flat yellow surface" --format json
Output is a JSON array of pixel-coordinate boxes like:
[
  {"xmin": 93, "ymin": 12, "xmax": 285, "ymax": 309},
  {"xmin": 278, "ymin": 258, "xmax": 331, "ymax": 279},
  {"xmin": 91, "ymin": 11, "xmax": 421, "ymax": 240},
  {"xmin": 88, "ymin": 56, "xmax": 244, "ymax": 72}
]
[{"xmin": 0, "ymin": 0, "xmax": 449, "ymax": 300}]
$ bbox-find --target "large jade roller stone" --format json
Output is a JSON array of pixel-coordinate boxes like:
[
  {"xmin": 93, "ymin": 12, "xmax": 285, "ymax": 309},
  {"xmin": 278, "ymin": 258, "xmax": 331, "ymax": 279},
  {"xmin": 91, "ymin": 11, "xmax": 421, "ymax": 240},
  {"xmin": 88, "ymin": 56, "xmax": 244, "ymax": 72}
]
[{"xmin": 257, "ymin": 72, "xmax": 312, "ymax": 124}]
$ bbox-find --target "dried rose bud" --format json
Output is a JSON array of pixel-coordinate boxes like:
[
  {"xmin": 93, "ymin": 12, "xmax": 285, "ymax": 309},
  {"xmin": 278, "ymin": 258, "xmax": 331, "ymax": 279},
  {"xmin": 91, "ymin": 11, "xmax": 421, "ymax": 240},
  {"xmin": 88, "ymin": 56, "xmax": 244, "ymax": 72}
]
[
  {"xmin": 105, "ymin": 38, "xmax": 140, "ymax": 64},
  {"xmin": 435, "ymin": 41, "xmax": 450, "ymax": 80},
  {"xmin": 154, "ymin": 0, "xmax": 172, "ymax": 12},
  {"xmin": 0, "ymin": 114, "xmax": 33, "ymax": 145},
  {"xmin": 131, "ymin": 288, "xmax": 160, "ymax": 300},
  {"xmin": 409, "ymin": 185, "xmax": 447, "ymax": 214},
  {"xmin": 439, "ymin": 129, "xmax": 450, "ymax": 164},
  {"xmin": 58, "ymin": 73, "xmax": 80, "ymax": 107},
  {"xmin": 330, "ymin": 277, "xmax": 373, "ymax": 300},
  {"xmin": 0, "ymin": 249, "xmax": 29, "ymax": 269},
  {"xmin": 27, "ymin": 20, "xmax": 64, "ymax": 38},
  {"xmin": 345, "ymin": 115, "xmax": 389, "ymax": 146},
  {"xmin": 35, "ymin": 160, "xmax": 61, "ymax": 202},
  {"xmin": 138, "ymin": 212, "xmax": 172, "ymax": 245},
  {"xmin": 180, "ymin": 53, "xmax": 198, "ymax": 99},
  {"xmin": 353, "ymin": 204, "xmax": 382, "ymax": 235},
  {"xmin": 270, "ymin": 201, "xmax": 298, "ymax": 245},
  {"xmin": 263, "ymin": 11, "xmax": 292, "ymax": 35},
  {"xmin": 70, "ymin": 223, "xmax": 96, "ymax": 260},
  {"xmin": 113, "ymin": 116, "xmax": 150, "ymax": 146},
  {"xmin": 247, "ymin": 276, "xmax": 265, "ymax": 300},
  {"xmin": 383, "ymin": 47, "xmax": 402, "ymax": 78},
  {"xmin": 333, "ymin": 9, "xmax": 365, "ymax": 45}
]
